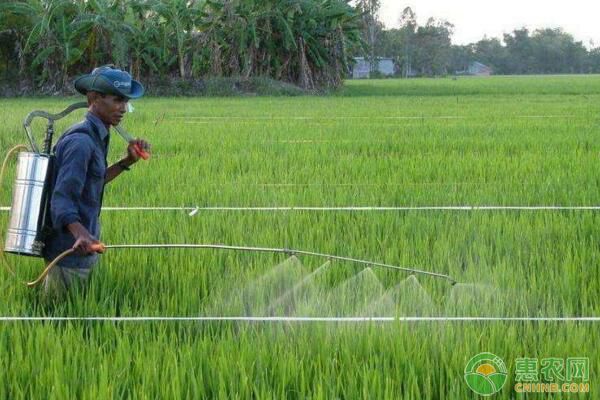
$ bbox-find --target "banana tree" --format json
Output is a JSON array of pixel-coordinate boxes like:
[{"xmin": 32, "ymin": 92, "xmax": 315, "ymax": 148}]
[
  {"xmin": 1, "ymin": 0, "xmax": 88, "ymax": 89},
  {"xmin": 155, "ymin": 0, "xmax": 202, "ymax": 79},
  {"xmin": 53, "ymin": 1, "xmax": 88, "ymax": 88},
  {"xmin": 126, "ymin": 0, "xmax": 163, "ymax": 79},
  {"xmin": 78, "ymin": 0, "xmax": 136, "ymax": 70}
]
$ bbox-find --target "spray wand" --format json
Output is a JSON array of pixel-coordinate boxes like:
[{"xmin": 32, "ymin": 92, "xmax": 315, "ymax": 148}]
[
  {"xmin": 114, "ymin": 125, "xmax": 150, "ymax": 160},
  {"xmin": 27, "ymin": 242, "xmax": 457, "ymax": 288},
  {"xmin": 114, "ymin": 102, "xmax": 151, "ymax": 160}
]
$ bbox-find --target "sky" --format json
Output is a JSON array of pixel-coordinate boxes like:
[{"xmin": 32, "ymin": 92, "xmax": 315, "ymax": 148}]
[{"xmin": 379, "ymin": 0, "xmax": 600, "ymax": 48}]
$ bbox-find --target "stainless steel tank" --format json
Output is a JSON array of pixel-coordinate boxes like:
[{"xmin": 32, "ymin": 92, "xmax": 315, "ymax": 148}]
[
  {"xmin": 4, "ymin": 152, "xmax": 50, "ymax": 256},
  {"xmin": 4, "ymin": 102, "xmax": 88, "ymax": 258}
]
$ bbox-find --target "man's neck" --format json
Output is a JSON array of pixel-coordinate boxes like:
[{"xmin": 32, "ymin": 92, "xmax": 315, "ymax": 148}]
[{"xmin": 88, "ymin": 109, "xmax": 111, "ymax": 130}]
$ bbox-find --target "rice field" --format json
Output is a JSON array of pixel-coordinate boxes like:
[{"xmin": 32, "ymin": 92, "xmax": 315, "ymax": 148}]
[{"xmin": 1, "ymin": 76, "xmax": 600, "ymax": 398}]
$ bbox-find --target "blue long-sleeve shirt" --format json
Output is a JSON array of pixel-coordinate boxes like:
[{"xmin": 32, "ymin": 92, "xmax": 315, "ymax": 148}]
[{"xmin": 43, "ymin": 112, "xmax": 110, "ymax": 268}]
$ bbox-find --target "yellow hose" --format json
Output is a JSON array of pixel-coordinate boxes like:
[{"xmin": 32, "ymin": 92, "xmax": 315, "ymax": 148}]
[
  {"xmin": 26, "ymin": 248, "xmax": 75, "ymax": 288},
  {"xmin": 0, "ymin": 145, "xmax": 30, "ymax": 280}
]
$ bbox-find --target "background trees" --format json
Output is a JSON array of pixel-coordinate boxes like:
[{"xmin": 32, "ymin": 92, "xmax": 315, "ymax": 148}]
[
  {"xmin": 0, "ymin": 0, "xmax": 362, "ymax": 91},
  {"xmin": 374, "ymin": 7, "xmax": 454, "ymax": 77},
  {"xmin": 374, "ymin": 7, "xmax": 599, "ymax": 77},
  {"xmin": 1, "ymin": 0, "xmax": 600, "ymax": 93},
  {"xmin": 448, "ymin": 28, "xmax": 594, "ymax": 75}
]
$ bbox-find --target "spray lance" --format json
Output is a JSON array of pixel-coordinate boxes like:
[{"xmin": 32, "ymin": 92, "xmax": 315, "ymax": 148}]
[
  {"xmin": 116, "ymin": 102, "xmax": 151, "ymax": 160},
  {"xmin": 2, "ymin": 102, "xmax": 457, "ymax": 288}
]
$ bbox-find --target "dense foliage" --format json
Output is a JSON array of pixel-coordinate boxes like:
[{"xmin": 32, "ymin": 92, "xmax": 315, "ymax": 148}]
[
  {"xmin": 1, "ymin": 1, "xmax": 599, "ymax": 94},
  {"xmin": 0, "ymin": 0, "xmax": 363, "ymax": 92},
  {"xmin": 452, "ymin": 28, "xmax": 600, "ymax": 75}
]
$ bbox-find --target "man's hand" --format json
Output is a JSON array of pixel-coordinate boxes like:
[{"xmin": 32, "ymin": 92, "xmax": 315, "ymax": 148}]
[
  {"xmin": 105, "ymin": 139, "xmax": 150, "ymax": 184},
  {"xmin": 72, "ymin": 235, "xmax": 103, "ymax": 255},
  {"xmin": 67, "ymin": 222, "xmax": 103, "ymax": 255},
  {"xmin": 125, "ymin": 139, "xmax": 151, "ymax": 163}
]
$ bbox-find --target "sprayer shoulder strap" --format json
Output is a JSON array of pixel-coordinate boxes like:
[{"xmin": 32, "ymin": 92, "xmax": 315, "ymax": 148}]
[{"xmin": 54, "ymin": 121, "xmax": 101, "ymax": 153}]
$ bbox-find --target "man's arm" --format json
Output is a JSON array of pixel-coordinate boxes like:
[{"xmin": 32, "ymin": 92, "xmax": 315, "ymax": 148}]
[
  {"xmin": 51, "ymin": 135, "xmax": 101, "ymax": 255},
  {"xmin": 67, "ymin": 222, "xmax": 101, "ymax": 255},
  {"xmin": 105, "ymin": 157, "xmax": 135, "ymax": 184}
]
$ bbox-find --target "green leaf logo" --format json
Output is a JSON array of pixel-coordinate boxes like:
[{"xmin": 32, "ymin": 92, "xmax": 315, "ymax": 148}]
[{"xmin": 464, "ymin": 352, "xmax": 508, "ymax": 396}]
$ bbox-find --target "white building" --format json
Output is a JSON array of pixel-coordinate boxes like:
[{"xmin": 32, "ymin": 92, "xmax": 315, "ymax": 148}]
[
  {"xmin": 468, "ymin": 61, "xmax": 492, "ymax": 76},
  {"xmin": 456, "ymin": 61, "xmax": 492, "ymax": 76},
  {"xmin": 352, "ymin": 57, "xmax": 396, "ymax": 78}
]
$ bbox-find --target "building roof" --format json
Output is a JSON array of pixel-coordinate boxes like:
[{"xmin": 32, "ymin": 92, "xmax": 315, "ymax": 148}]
[
  {"xmin": 471, "ymin": 61, "xmax": 491, "ymax": 69},
  {"xmin": 354, "ymin": 57, "xmax": 395, "ymax": 62}
]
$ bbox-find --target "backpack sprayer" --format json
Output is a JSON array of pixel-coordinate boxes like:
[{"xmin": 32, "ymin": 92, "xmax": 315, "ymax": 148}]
[
  {"xmin": 3, "ymin": 102, "xmax": 88, "ymax": 258},
  {"xmin": 1, "ymin": 102, "xmax": 457, "ymax": 288}
]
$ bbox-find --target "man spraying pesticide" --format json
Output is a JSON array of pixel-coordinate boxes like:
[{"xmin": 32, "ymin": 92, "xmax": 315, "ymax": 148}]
[
  {"xmin": 2, "ymin": 67, "xmax": 458, "ymax": 303},
  {"xmin": 38, "ymin": 65, "xmax": 149, "ymax": 297}
]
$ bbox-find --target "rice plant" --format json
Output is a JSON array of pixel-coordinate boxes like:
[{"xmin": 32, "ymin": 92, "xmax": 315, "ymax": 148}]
[{"xmin": 0, "ymin": 76, "xmax": 599, "ymax": 398}]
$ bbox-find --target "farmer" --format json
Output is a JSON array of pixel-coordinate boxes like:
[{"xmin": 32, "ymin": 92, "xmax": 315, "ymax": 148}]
[{"xmin": 42, "ymin": 65, "xmax": 150, "ymax": 297}]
